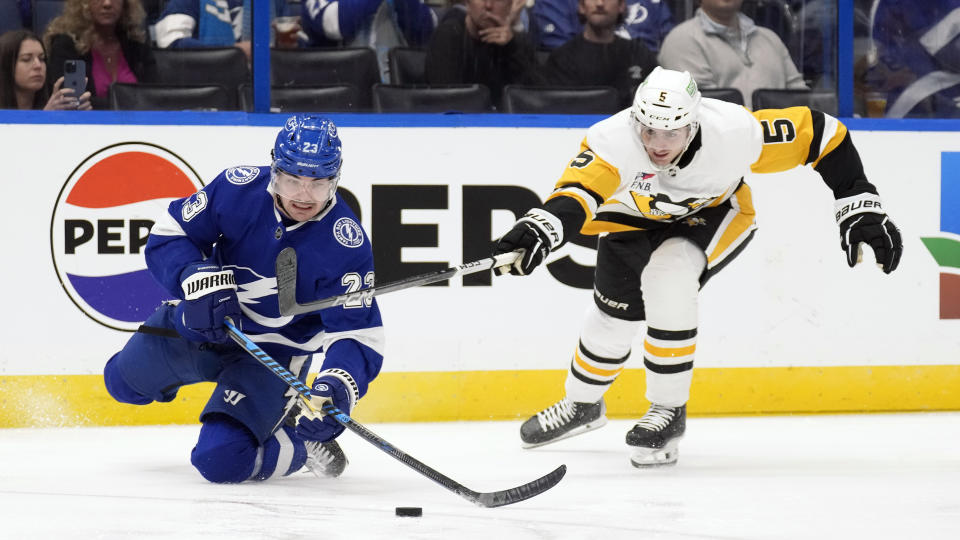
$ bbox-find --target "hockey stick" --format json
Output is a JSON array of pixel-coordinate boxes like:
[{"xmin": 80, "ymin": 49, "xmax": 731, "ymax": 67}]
[
  {"xmin": 275, "ymin": 247, "xmax": 521, "ymax": 316},
  {"xmin": 223, "ymin": 317, "xmax": 566, "ymax": 508}
]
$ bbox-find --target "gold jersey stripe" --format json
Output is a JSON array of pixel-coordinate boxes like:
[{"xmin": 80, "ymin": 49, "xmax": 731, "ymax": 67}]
[
  {"xmin": 574, "ymin": 350, "xmax": 625, "ymax": 377},
  {"xmin": 644, "ymin": 340, "xmax": 697, "ymax": 358},
  {"xmin": 581, "ymin": 220, "xmax": 645, "ymax": 235},
  {"xmin": 707, "ymin": 184, "xmax": 756, "ymax": 265}
]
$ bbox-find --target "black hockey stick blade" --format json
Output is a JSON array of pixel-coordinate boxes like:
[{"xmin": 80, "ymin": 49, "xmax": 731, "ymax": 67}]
[
  {"xmin": 472, "ymin": 464, "xmax": 567, "ymax": 508},
  {"xmin": 321, "ymin": 403, "xmax": 566, "ymax": 508},
  {"xmin": 275, "ymin": 247, "xmax": 520, "ymax": 316}
]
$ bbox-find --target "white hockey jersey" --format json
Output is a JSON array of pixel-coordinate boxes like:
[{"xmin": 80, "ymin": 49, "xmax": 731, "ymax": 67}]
[{"xmin": 546, "ymin": 98, "xmax": 859, "ymax": 236}]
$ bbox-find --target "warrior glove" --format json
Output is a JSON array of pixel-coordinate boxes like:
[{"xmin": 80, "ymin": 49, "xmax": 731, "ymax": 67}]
[
  {"xmin": 297, "ymin": 369, "xmax": 360, "ymax": 443},
  {"xmin": 835, "ymin": 193, "xmax": 903, "ymax": 274},
  {"xmin": 493, "ymin": 208, "xmax": 564, "ymax": 276},
  {"xmin": 176, "ymin": 262, "xmax": 241, "ymax": 343}
]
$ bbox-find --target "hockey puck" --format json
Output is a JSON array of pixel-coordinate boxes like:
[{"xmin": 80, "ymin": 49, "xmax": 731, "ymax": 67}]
[{"xmin": 395, "ymin": 506, "xmax": 422, "ymax": 517}]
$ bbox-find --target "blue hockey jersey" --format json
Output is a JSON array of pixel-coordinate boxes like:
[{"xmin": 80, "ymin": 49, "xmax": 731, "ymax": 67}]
[
  {"xmin": 531, "ymin": 0, "xmax": 674, "ymax": 52},
  {"xmin": 146, "ymin": 165, "xmax": 384, "ymax": 396},
  {"xmin": 154, "ymin": 0, "xmax": 243, "ymax": 48}
]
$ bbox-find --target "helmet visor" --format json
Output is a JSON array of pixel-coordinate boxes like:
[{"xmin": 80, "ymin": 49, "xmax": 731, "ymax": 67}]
[
  {"xmin": 272, "ymin": 168, "xmax": 336, "ymax": 203},
  {"xmin": 638, "ymin": 124, "xmax": 690, "ymax": 152}
]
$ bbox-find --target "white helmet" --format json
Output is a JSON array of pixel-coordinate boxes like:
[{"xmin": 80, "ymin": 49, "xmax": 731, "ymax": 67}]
[{"xmin": 630, "ymin": 67, "xmax": 702, "ymax": 131}]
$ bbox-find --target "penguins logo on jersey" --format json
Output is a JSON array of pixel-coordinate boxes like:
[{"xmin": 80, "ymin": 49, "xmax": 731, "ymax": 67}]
[
  {"xmin": 631, "ymin": 192, "xmax": 711, "ymax": 219},
  {"xmin": 334, "ymin": 217, "xmax": 364, "ymax": 248},
  {"xmin": 226, "ymin": 166, "xmax": 260, "ymax": 185}
]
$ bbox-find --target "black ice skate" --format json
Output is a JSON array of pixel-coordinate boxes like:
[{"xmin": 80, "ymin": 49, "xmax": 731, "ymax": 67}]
[
  {"xmin": 625, "ymin": 404, "xmax": 686, "ymax": 468},
  {"xmin": 520, "ymin": 398, "xmax": 607, "ymax": 448},
  {"xmin": 304, "ymin": 439, "xmax": 349, "ymax": 478}
]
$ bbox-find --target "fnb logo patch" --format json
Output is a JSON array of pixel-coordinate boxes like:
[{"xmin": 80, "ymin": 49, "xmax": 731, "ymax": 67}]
[
  {"xmin": 921, "ymin": 152, "xmax": 960, "ymax": 318},
  {"xmin": 50, "ymin": 143, "xmax": 204, "ymax": 331}
]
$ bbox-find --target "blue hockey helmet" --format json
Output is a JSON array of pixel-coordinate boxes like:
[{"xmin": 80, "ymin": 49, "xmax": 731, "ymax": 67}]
[{"xmin": 272, "ymin": 114, "xmax": 342, "ymax": 179}]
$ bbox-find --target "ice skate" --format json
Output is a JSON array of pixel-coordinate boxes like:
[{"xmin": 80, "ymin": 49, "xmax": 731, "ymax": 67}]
[
  {"xmin": 626, "ymin": 404, "xmax": 685, "ymax": 468},
  {"xmin": 304, "ymin": 439, "xmax": 349, "ymax": 478},
  {"xmin": 520, "ymin": 398, "xmax": 607, "ymax": 448}
]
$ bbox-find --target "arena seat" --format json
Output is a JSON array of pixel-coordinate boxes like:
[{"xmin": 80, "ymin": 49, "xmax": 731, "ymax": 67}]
[
  {"xmin": 108, "ymin": 83, "xmax": 234, "ymax": 111},
  {"xmin": 372, "ymin": 84, "xmax": 492, "ymax": 113},
  {"xmin": 501, "ymin": 85, "xmax": 620, "ymax": 114}
]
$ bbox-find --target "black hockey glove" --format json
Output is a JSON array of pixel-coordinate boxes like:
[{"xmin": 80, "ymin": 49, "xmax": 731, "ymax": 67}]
[
  {"xmin": 835, "ymin": 193, "xmax": 903, "ymax": 274},
  {"xmin": 493, "ymin": 208, "xmax": 564, "ymax": 275}
]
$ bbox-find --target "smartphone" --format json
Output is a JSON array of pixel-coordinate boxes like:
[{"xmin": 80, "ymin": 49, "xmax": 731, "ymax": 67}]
[{"xmin": 63, "ymin": 59, "xmax": 86, "ymax": 102}]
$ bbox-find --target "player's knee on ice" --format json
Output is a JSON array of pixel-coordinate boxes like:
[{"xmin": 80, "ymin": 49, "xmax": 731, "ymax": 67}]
[
  {"xmin": 103, "ymin": 354, "xmax": 152, "ymax": 405},
  {"xmin": 192, "ymin": 415, "xmax": 261, "ymax": 483},
  {"xmin": 191, "ymin": 415, "xmax": 309, "ymax": 483}
]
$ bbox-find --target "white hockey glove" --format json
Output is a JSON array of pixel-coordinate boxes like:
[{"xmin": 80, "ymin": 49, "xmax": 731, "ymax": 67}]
[
  {"xmin": 493, "ymin": 208, "xmax": 564, "ymax": 275},
  {"xmin": 835, "ymin": 193, "xmax": 902, "ymax": 274}
]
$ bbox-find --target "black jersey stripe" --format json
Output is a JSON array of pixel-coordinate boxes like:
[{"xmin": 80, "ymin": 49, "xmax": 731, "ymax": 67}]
[
  {"xmin": 578, "ymin": 340, "xmax": 630, "ymax": 364},
  {"xmin": 592, "ymin": 212, "xmax": 670, "ymax": 230},
  {"xmin": 569, "ymin": 365, "xmax": 613, "ymax": 385},
  {"xmin": 804, "ymin": 110, "xmax": 825, "ymax": 165},
  {"xmin": 643, "ymin": 358, "xmax": 694, "ymax": 374},
  {"xmin": 646, "ymin": 327, "xmax": 698, "ymax": 341},
  {"xmin": 555, "ymin": 182, "xmax": 606, "ymax": 206}
]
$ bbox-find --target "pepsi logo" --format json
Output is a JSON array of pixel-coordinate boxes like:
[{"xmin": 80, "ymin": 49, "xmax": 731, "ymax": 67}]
[{"xmin": 50, "ymin": 143, "xmax": 204, "ymax": 331}]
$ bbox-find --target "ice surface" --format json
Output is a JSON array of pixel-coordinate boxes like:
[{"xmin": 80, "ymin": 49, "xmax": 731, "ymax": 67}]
[{"xmin": 2, "ymin": 413, "xmax": 958, "ymax": 539}]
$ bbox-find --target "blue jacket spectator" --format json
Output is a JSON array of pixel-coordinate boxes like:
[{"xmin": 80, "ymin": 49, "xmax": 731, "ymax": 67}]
[
  {"xmin": 154, "ymin": 0, "xmax": 290, "ymax": 60},
  {"xmin": 302, "ymin": 0, "xmax": 437, "ymax": 80},
  {"xmin": 155, "ymin": 0, "xmax": 244, "ymax": 49},
  {"xmin": 531, "ymin": 0, "xmax": 673, "ymax": 52},
  {"xmin": 868, "ymin": 0, "xmax": 960, "ymax": 117}
]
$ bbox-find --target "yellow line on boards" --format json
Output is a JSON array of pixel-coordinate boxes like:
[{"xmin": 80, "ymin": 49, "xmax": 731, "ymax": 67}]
[{"xmin": 1, "ymin": 365, "xmax": 959, "ymax": 428}]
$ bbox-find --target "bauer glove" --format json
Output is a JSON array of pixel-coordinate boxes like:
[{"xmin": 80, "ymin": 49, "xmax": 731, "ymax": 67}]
[
  {"xmin": 835, "ymin": 193, "xmax": 903, "ymax": 274},
  {"xmin": 297, "ymin": 369, "xmax": 359, "ymax": 443},
  {"xmin": 493, "ymin": 208, "xmax": 564, "ymax": 275},
  {"xmin": 175, "ymin": 263, "xmax": 241, "ymax": 343}
]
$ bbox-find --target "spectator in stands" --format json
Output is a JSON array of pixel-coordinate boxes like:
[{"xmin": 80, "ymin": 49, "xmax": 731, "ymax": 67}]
[
  {"xmin": 866, "ymin": 0, "xmax": 960, "ymax": 118},
  {"xmin": 0, "ymin": 29, "xmax": 92, "ymax": 109},
  {"xmin": 658, "ymin": 0, "xmax": 806, "ymax": 109},
  {"xmin": 301, "ymin": 0, "xmax": 438, "ymax": 81},
  {"xmin": 426, "ymin": 0, "xmax": 539, "ymax": 105},
  {"xmin": 44, "ymin": 0, "xmax": 157, "ymax": 109},
  {"xmin": 156, "ymin": 0, "xmax": 243, "ymax": 59},
  {"xmin": 154, "ymin": 0, "xmax": 292, "ymax": 61},
  {"xmin": 541, "ymin": 0, "xmax": 657, "ymax": 107},
  {"xmin": 531, "ymin": 0, "xmax": 674, "ymax": 53}
]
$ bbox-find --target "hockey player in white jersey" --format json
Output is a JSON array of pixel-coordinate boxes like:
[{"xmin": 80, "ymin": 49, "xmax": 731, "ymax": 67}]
[
  {"xmin": 103, "ymin": 114, "xmax": 384, "ymax": 482},
  {"xmin": 492, "ymin": 67, "xmax": 902, "ymax": 467}
]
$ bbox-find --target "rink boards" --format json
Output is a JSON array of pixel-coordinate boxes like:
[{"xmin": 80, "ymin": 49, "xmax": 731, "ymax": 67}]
[{"xmin": 0, "ymin": 116, "xmax": 957, "ymax": 426}]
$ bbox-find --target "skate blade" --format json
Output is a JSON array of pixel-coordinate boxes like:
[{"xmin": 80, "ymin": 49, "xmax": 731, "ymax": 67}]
[
  {"xmin": 629, "ymin": 439, "xmax": 680, "ymax": 468},
  {"xmin": 521, "ymin": 417, "xmax": 608, "ymax": 449}
]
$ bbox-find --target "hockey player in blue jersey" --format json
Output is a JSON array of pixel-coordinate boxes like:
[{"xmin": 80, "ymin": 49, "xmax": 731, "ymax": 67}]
[{"xmin": 103, "ymin": 114, "xmax": 384, "ymax": 483}]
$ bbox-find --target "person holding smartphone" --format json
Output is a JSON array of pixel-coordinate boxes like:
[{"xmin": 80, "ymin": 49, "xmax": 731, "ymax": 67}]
[
  {"xmin": 43, "ymin": 0, "xmax": 157, "ymax": 109},
  {"xmin": 0, "ymin": 29, "xmax": 92, "ymax": 110}
]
